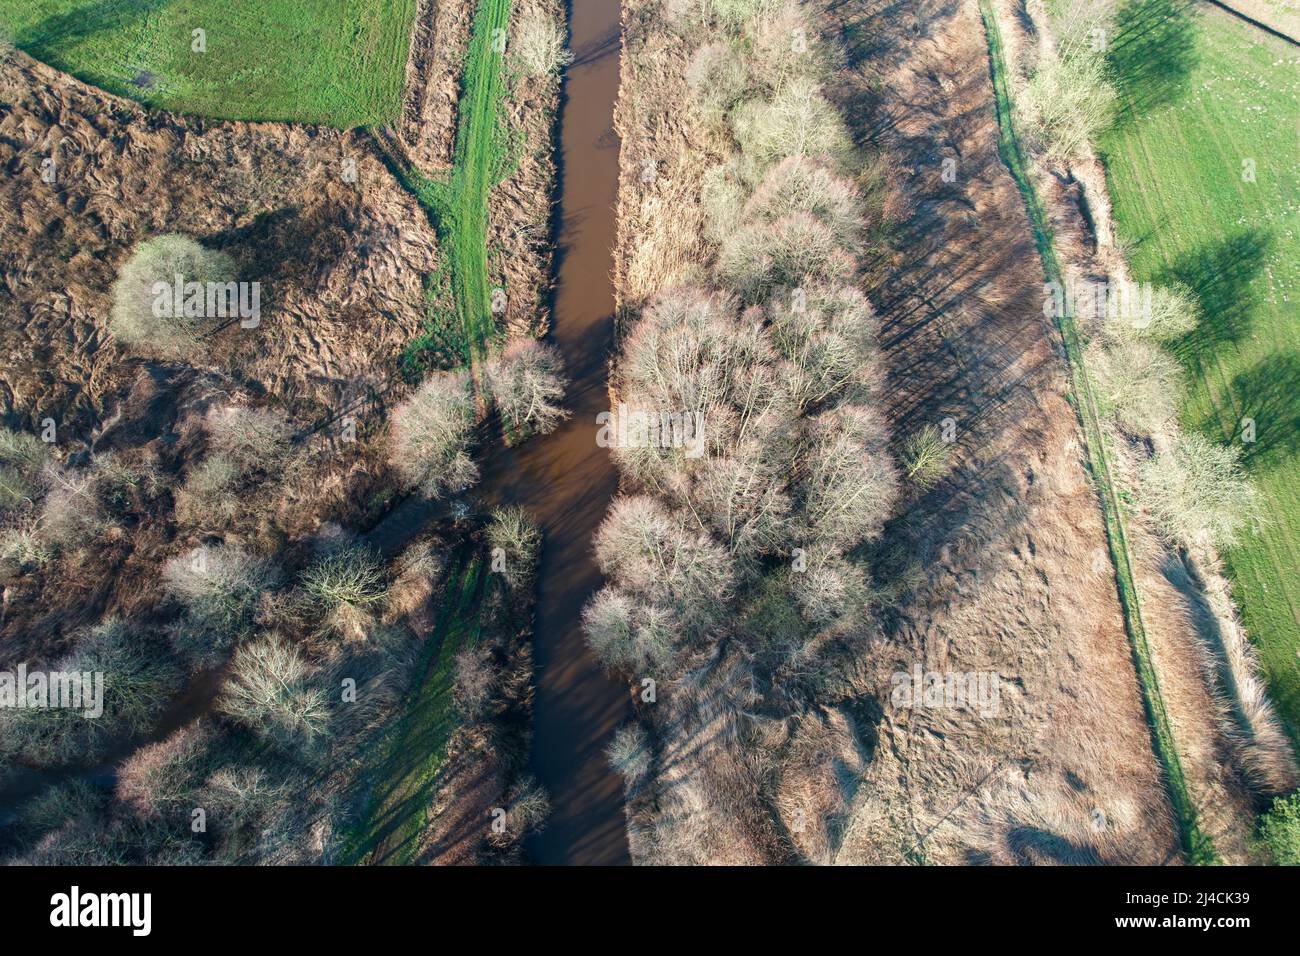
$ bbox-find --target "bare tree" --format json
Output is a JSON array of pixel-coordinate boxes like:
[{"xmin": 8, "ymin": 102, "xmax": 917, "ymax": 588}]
[
  {"xmin": 485, "ymin": 339, "xmax": 570, "ymax": 441},
  {"xmin": 204, "ymin": 404, "xmax": 293, "ymax": 474},
  {"xmin": 219, "ymin": 634, "xmax": 331, "ymax": 751},
  {"xmin": 743, "ymin": 155, "xmax": 864, "ymax": 245},
  {"xmin": 717, "ymin": 211, "xmax": 854, "ymax": 301},
  {"xmin": 1139, "ymin": 432, "xmax": 1260, "ymax": 553},
  {"xmin": 511, "ymin": 4, "xmax": 573, "ymax": 78},
  {"xmin": 797, "ymin": 403, "xmax": 898, "ymax": 552},
  {"xmin": 488, "ymin": 505, "xmax": 542, "ymax": 589},
  {"xmin": 1087, "ymin": 338, "xmax": 1182, "ymax": 435},
  {"xmin": 593, "ymin": 495, "xmax": 737, "ymax": 624},
  {"xmin": 388, "ymin": 370, "xmax": 479, "ymax": 497},
  {"xmin": 732, "ymin": 77, "xmax": 853, "ymax": 174},
  {"xmin": 767, "ymin": 283, "xmax": 878, "ymax": 411},
  {"xmin": 900, "ymin": 423, "xmax": 953, "ymax": 489},
  {"xmin": 109, "ymin": 234, "xmax": 238, "ymax": 358},
  {"xmin": 1019, "ymin": 53, "xmax": 1116, "ymax": 169}
]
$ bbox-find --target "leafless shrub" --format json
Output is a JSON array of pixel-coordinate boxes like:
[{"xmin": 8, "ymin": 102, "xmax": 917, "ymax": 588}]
[
  {"xmin": 767, "ymin": 282, "xmax": 878, "ymax": 410},
  {"xmin": 593, "ymin": 495, "xmax": 736, "ymax": 626},
  {"xmin": 453, "ymin": 644, "xmax": 496, "ymax": 722},
  {"xmin": 488, "ymin": 775, "xmax": 550, "ymax": 848},
  {"xmin": 37, "ymin": 469, "xmax": 105, "ymax": 551},
  {"xmin": 1050, "ymin": 0, "xmax": 1118, "ymax": 65},
  {"xmin": 717, "ymin": 211, "xmax": 854, "ymax": 300},
  {"xmin": 14, "ymin": 780, "xmax": 103, "ymax": 838},
  {"xmin": 1019, "ymin": 53, "xmax": 1116, "ymax": 169},
  {"xmin": 485, "ymin": 339, "xmax": 570, "ymax": 442},
  {"xmin": 162, "ymin": 544, "xmax": 280, "ymax": 666},
  {"xmin": 687, "ymin": 41, "xmax": 750, "ymax": 133},
  {"xmin": 742, "ymin": 155, "xmax": 864, "ymax": 245},
  {"xmin": 608, "ymin": 722, "xmax": 652, "ymax": 786},
  {"xmin": 1105, "ymin": 281, "xmax": 1199, "ymax": 342},
  {"xmin": 901, "ymin": 424, "xmax": 953, "ymax": 489},
  {"xmin": 90, "ymin": 451, "xmax": 162, "ymax": 515},
  {"xmin": 511, "ymin": 4, "xmax": 573, "ymax": 78},
  {"xmin": 0, "ymin": 524, "xmax": 53, "ymax": 575},
  {"xmin": 219, "ymin": 634, "xmax": 331, "ymax": 751},
  {"xmin": 204, "ymin": 404, "xmax": 293, "ymax": 473},
  {"xmin": 1139, "ymin": 433, "xmax": 1260, "ymax": 553},
  {"xmin": 691, "ymin": 437, "xmax": 793, "ymax": 561},
  {"xmin": 798, "ymin": 404, "xmax": 898, "ymax": 552},
  {"xmin": 583, "ymin": 586, "xmax": 679, "ymax": 672},
  {"xmin": 488, "ymin": 505, "xmax": 542, "ymax": 589},
  {"xmin": 791, "ymin": 551, "xmax": 871, "ymax": 627},
  {"xmin": 744, "ymin": 0, "xmax": 823, "ymax": 92},
  {"xmin": 117, "ymin": 723, "xmax": 218, "ymax": 819},
  {"xmin": 1087, "ymin": 338, "xmax": 1181, "ymax": 435},
  {"xmin": 109, "ymin": 234, "xmax": 237, "ymax": 358},
  {"xmin": 174, "ymin": 455, "xmax": 240, "ymax": 526},
  {"xmin": 389, "ymin": 370, "xmax": 478, "ymax": 497},
  {"xmin": 732, "ymin": 77, "xmax": 852, "ymax": 174}
]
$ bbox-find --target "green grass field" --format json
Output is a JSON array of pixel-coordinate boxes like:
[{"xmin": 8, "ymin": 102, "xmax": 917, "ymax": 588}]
[
  {"xmin": 0, "ymin": 0, "xmax": 415, "ymax": 126},
  {"xmin": 1100, "ymin": 1, "xmax": 1300, "ymax": 745}
]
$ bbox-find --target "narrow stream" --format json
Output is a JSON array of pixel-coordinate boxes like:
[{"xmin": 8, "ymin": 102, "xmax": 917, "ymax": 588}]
[{"xmin": 474, "ymin": 0, "xmax": 631, "ymax": 865}]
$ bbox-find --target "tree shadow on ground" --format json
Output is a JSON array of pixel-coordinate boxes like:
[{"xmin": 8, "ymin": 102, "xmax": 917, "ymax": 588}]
[
  {"xmin": 1164, "ymin": 228, "xmax": 1272, "ymax": 360},
  {"xmin": 1226, "ymin": 352, "xmax": 1300, "ymax": 472},
  {"xmin": 1107, "ymin": 0, "xmax": 1200, "ymax": 123},
  {"xmin": 13, "ymin": 0, "xmax": 174, "ymax": 65}
]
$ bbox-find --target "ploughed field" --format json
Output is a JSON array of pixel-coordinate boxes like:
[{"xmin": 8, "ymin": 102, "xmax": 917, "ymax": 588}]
[{"xmin": 0, "ymin": 0, "xmax": 416, "ymax": 126}]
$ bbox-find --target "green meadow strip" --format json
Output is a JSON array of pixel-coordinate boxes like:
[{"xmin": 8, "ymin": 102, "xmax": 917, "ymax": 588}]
[{"xmin": 395, "ymin": 0, "xmax": 515, "ymax": 378}]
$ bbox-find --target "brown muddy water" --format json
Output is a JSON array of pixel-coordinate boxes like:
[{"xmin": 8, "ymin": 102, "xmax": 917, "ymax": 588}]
[{"xmin": 473, "ymin": 0, "xmax": 632, "ymax": 865}]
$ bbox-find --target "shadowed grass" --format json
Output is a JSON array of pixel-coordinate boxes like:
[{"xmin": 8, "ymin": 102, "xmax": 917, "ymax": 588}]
[{"xmin": 337, "ymin": 552, "xmax": 487, "ymax": 865}]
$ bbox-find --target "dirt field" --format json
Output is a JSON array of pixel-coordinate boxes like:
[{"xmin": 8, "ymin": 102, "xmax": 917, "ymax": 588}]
[
  {"xmin": 821, "ymin": 0, "xmax": 1184, "ymax": 865},
  {"xmin": 0, "ymin": 51, "xmax": 441, "ymax": 653}
]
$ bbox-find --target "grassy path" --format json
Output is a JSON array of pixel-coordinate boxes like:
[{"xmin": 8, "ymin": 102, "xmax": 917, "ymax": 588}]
[
  {"xmin": 396, "ymin": 0, "xmax": 515, "ymax": 376},
  {"xmin": 979, "ymin": 0, "xmax": 1218, "ymax": 864},
  {"xmin": 337, "ymin": 552, "xmax": 487, "ymax": 865}
]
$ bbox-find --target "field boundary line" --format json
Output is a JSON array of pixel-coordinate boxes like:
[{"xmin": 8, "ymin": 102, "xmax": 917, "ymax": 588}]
[
  {"xmin": 978, "ymin": 0, "xmax": 1219, "ymax": 864},
  {"xmin": 1203, "ymin": 0, "xmax": 1300, "ymax": 46}
]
